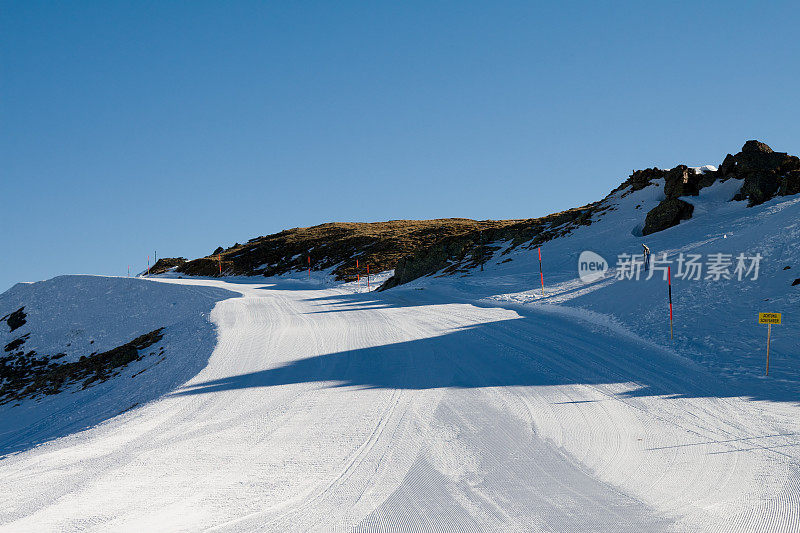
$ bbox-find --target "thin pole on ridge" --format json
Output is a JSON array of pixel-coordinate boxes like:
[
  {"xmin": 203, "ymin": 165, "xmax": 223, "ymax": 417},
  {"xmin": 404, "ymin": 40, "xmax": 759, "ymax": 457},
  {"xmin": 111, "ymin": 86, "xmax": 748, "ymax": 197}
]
[{"xmin": 538, "ymin": 247, "xmax": 545, "ymax": 297}]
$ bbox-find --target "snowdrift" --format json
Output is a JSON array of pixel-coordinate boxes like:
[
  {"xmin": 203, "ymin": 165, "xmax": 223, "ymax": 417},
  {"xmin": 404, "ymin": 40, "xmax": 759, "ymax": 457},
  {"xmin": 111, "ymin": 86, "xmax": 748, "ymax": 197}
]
[{"xmin": 0, "ymin": 276, "xmax": 237, "ymax": 456}]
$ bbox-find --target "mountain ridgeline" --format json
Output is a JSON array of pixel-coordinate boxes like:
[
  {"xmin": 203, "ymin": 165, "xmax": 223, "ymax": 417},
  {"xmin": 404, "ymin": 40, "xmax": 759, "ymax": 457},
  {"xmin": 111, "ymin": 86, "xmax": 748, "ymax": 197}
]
[{"xmin": 155, "ymin": 140, "xmax": 799, "ymax": 289}]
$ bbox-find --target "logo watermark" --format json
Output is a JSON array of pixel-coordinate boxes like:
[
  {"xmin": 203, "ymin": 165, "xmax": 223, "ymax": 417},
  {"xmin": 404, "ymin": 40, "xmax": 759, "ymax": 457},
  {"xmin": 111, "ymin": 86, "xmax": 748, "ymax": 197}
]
[
  {"xmin": 578, "ymin": 251, "xmax": 762, "ymax": 282},
  {"xmin": 578, "ymin": 251, "xmax": 608, "ymax": 283}
]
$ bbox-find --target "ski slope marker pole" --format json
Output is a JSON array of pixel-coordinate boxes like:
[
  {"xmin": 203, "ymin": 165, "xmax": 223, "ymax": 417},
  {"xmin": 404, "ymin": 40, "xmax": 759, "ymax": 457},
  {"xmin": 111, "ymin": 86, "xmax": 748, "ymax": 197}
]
[
  {"xmin": 668, "ymin": 266, "xmax": 674, "ymax": 341},
  {"xmin": 357, "ymin": 259, "xmax": 360, "ymax": 290},
  {"xmin": 218, "ymin": 254, "xmax": 222, "ymax": 276},
  {"xmin": 538, "ymin": 247, "xmax": 545, "ymax": 297},
  {"xmin": 147, "ymin": 255, "xmax": 150, "ymax": 276},
  {"xmin": 127, "ymin": 265, "xmax": 130, "ymax": 277},
  {"xmin": 308, "ymin": 256, "xmax": 311, "ymax": 279},
  {"xmin": 367, "ymin": 264, "xmax": 370, "ymax": 291}
]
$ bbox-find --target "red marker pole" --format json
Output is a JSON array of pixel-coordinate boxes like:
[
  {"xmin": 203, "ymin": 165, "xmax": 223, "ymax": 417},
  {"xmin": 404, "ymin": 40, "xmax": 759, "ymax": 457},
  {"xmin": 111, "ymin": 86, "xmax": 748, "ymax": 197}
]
[
  {"xmin": 308, "ymin": 256, "xmax": 311, "ymax": 279},
  {"xmin": 218, "ymin": 254, "xmax": 222, "ymax": 276},
  {"xmin": 538, "ymin": 247, "xmax": 545, "ymax": 297},
  {"xmin": 367, "ymin": 264, "xmax": 370, "ymax": 291},
  {"xmin": 668, "ymin": 266, "xmax": 674, "ymax": 340}
]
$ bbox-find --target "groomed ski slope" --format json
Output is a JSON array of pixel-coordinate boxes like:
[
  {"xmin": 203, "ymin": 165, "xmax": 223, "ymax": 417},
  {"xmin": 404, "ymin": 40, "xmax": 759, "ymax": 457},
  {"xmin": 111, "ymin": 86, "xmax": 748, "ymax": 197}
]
[{"xmin": 1, "ymin": 276, "xmax": 798, "ymax": 532}]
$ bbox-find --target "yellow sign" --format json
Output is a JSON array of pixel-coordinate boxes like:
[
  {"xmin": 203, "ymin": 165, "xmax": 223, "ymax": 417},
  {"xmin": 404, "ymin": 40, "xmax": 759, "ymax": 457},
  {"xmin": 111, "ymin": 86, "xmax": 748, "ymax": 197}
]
[{"xmin": 759, "ymin": 312, "xmax": 782, "ymax": 325}]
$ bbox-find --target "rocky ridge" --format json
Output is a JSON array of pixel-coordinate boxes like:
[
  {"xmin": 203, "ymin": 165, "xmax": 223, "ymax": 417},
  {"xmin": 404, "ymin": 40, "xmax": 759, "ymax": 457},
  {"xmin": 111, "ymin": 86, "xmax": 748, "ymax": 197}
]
[
  {"xmin": 157, "ymin": 140, "xmax": 798, "ymax": 289},
  {"xmin": 629, "ymin": 140, "xmax": 800, "ymax": 235}
]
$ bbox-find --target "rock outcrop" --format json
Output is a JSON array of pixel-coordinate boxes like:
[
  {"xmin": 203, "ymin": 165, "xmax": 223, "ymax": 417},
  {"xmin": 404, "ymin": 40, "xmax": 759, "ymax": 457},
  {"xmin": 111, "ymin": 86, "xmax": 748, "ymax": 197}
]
[
  {"xmin": 176, "ymin": 219, "xmax": 539, "ymax": 280},
  {"xmin": 642, "ymin": 198, "xmax": 694, "ymax": 236},
  {"xmin": 381, "ymin": 205, "xmax": 599, "ymax": 290},
  {"xmin": 148, "ymin": 257, "xmax": 187, "ymax": 276},
  {"xmin": 663, "ymin": 165, "xmax": 702, "ymax": 199},
  {"xmin": 634, "ymin": 140, "xmax": 799, "ymax": 235},
  {"xmin": 1, "ymin": 307, "xmax": 27, "ymax": 332},
  {"xmin": 726, "ymin": 141, "xmax": 800, "ymax": 206}
]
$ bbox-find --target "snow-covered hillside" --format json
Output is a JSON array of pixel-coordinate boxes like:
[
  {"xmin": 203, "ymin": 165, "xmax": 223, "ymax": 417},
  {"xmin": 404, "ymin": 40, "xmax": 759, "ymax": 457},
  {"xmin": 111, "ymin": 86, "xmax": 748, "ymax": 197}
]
[
  {"xmin": 0, "ymin": 150, "xmax": 798, "ymax": 531},
  {"xmin": 411, "ymin": 173, "xmax": 800, "ymax": 394},
  {"xmin": 0, "ymin": 276, "xmax": 236, "ymax": 456}
]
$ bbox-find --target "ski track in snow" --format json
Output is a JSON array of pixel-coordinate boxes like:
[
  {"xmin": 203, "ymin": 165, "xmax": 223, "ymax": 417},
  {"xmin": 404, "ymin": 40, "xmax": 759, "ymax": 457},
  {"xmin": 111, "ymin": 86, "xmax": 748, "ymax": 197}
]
[{"xmin": 0, "ymin": 276, "xmax": 798, "ymax": 532}]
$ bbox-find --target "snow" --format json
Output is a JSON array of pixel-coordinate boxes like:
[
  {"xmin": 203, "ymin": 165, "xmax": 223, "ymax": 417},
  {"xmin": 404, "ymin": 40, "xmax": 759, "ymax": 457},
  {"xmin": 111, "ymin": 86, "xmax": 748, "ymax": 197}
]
[
  {"xmin": 0, "ymin": 178, "xmax": 799, "ymax": 531},
  {"xmin": 0, "ymin": 276, "xmax": 237, "ymax": 456}
]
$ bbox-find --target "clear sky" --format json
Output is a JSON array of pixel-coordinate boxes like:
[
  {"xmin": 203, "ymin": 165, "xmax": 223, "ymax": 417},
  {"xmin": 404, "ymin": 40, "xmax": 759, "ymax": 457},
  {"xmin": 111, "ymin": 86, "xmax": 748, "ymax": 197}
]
[{"xmin": 2, "ymin": 1, "xmax": 799, "ymax": 292}]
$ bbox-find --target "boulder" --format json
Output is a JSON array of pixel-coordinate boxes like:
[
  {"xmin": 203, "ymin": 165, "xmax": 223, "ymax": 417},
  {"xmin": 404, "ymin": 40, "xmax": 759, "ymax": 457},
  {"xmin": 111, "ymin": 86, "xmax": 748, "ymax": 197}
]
[
  {"xmin": 712, "ymin": 140, "xmax": 800, "ymax": 206},
  {"xmin": 718, "ymin": 153, "xmax": 737, "ymax": 176},
  {"xmin": 780, "ymin": 170, "xmax": 800, "ymax": 196},
  {"xmin": 742, "ymin": 140, "xmax": 773, "ymax": 154},
  {"xmin": 642, "ymin": 198, "xmax": 694, "ymax": 236},
  {"xmin": 664, "ymin": 165, "xmax": 701, "ymax": 199},
  {"xmin": 619, "ymin": 167, "xmax": 668, "ymax": 194},
  {"xmin": 735, "ymin": 141, "xmax": 788, "ymax": 173},
  {"xmin": 734, "ymin": 171, "xmax": 782, "ymax": 206}
]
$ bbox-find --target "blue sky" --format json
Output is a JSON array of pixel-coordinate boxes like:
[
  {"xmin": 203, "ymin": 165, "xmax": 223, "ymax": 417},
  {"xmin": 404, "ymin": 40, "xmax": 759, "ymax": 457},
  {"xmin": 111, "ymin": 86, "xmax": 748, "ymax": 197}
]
[{"xmin": 2, "ymin": 1, "xmax": 799, "ymax": 292}]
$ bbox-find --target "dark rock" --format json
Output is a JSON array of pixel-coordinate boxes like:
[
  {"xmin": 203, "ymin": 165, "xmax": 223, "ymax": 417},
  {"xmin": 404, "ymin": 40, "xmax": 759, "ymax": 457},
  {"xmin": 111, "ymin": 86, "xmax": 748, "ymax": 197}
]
[
  {"xmin": 779, "ymin": 170, "xmax": 800, "ymax": 196},
  {"xmin": 642, "ymin": 199, "xmax": 694, "ymax": 236},
  {"xmin": 697, "ymin": 169, "xmax": 719, "ymax": 188},
  {"xmin": 664, "ymin": 165, "xmax": 701, "ymax": 199},
  {"xmin": 719, "ymin": 140, "xmax": 800, "ymax": 206},
  {"xmin": 616, "ymin": 168, "xmax": 668, "ymax": 195},
  {"xmin": 718, "ymin": 153, "xmax": 737, "ymax": 176},
  {"xmin": 212, "ymin": 247, "xmax": 224, "ymax": 255},
  {"xmin": 1, "ymin": 308, "xmax": 26, "ymax": 332},
  {"xmin": 0, "ymin": 328, "xmax": 164, "ymax": 404},
  {"xmin": 742, "ymin": 140, "xmax": 773, "ymax": 153},
  {"xmin": 735, "ymin": 171, "xmax": 782, "ymax": 206},
  {"xmin": 4, "ymin": 334, "xmax": 28, "ymax": 352},
  {"xmin": 793, "ymin": 278, "xmax": 800, "ymax": 286}
]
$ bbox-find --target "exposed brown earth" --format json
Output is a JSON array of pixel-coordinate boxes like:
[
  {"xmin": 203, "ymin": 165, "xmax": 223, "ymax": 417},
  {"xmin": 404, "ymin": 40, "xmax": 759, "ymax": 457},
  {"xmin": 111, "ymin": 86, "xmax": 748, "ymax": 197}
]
[
  {"xmin": 175, "ymin": 219, "xmax": 529, "ymax": 280},
  {"xmin": 173, "ymin": 207, "xmax": 606, "ymax": 289},
  {"xmin": 148, "ymin": 257, "xmax": 188, "ymax": 275}
]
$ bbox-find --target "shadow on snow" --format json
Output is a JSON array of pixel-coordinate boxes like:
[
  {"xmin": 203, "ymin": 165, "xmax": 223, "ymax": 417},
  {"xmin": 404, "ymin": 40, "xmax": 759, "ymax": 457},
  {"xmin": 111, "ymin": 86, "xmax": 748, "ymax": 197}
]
[{"xmin": 172, "ymin": 289, "xmax": 800, "ymax": 405}]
